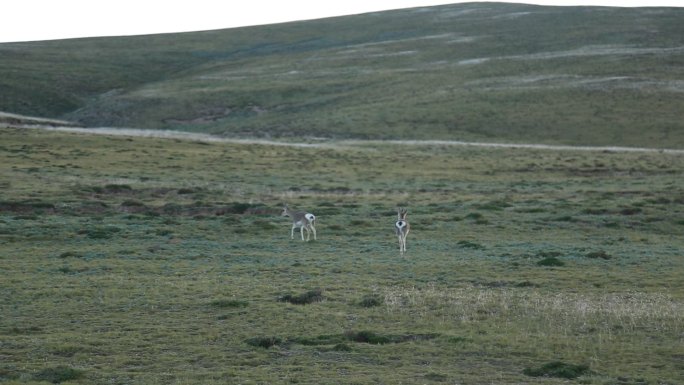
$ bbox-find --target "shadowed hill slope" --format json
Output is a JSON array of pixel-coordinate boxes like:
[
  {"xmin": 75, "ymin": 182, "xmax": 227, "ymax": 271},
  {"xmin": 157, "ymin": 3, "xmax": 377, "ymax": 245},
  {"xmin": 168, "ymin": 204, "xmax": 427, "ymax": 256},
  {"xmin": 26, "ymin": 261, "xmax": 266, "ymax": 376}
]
[{"xmin": 1, "ymin": 2, "xmax": 683, "ymax": 147}]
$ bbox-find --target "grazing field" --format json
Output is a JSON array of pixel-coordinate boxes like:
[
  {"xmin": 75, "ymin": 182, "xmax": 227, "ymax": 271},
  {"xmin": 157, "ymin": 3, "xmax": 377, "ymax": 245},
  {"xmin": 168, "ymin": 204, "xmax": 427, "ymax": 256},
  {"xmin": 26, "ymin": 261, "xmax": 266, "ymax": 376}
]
[{"xmin": 1, "ymin": 126, "xmax": 683, "ymax": 384}]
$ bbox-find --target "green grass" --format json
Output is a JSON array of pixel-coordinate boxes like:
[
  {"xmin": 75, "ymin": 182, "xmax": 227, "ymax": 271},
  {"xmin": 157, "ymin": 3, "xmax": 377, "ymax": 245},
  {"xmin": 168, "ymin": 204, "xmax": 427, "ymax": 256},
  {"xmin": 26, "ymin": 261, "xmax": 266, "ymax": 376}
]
[
  {"xmin": 2, "ymin": 3, "xmax": 684, "ymax": 147},
  {"xmin": 1, "ymin": 127, "xmax": 683, "ymax": 384}
]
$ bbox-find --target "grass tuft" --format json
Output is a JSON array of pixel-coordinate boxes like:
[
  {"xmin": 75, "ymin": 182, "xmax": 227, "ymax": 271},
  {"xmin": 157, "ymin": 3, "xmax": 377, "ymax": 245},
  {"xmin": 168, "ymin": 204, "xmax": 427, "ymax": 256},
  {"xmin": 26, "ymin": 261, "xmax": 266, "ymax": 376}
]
[
  {"xmin": 104, "ymin": 184, "xmax": 133, "ymax": 193},
  {"xmin": 209, "ymin": 299, "xmax": 248, "ymax": 308},
  {"xmin": 457, "ymin": 240, "xmax": 485, "ymax": 250},
  {"xmin": 537, "ymin": 257, "xmax": 565, "ymax": 267},
  {"xmin": 332, "ymin": 343, "xmax": 352, "ymax": 352},
  {"xmin": 245, "ymin": 337, "xmax": 282, "ymax": 349},
  {"xmin": 585, "ymin": 250, "xmax": 612, "ymax": 260},
  {"xmin": 523, "ymin": 361, "xmax": 590, "ymax": 379},
  {"xmin": 33, "ymin": 366, "xmax": 84, "ymax": 383},
  {"xmin": 79, "ymin": 226, "xmax": 121, "ymax": 239},
  {"xmin": 57, "ymin": 251, "xmax": 85, "ymax": 258},
  {"xmin": 278, "ymin": 288, "xmax": 324, "ymax": 305},
  {"xmin": 424, "ymin": 372, "xmax": 448, "ymax": 382},
  {"xmin": 345, "ymin": 331, "xmax": 391, "ymax": 344},
  {"xmin": 358, "ymin": 294, "xmax": 383, "ymax": 308}
]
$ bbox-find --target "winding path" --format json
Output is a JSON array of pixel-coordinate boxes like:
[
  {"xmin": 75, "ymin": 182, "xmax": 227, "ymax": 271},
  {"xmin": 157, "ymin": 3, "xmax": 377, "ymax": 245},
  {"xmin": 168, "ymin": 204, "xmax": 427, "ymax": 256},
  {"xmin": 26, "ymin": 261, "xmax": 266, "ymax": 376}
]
[{"xmin": 13, "ymin": 124, "xmax": 684, "ymax": 154}]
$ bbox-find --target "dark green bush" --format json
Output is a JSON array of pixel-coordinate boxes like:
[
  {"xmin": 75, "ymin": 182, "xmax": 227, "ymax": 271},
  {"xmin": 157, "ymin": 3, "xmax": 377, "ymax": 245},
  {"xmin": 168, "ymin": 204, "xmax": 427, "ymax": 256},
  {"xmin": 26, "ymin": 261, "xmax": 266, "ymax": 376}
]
[
  {"xmin": 465, "ymin": 212, "xmax": 483, "ymax": 220},
  {"xmin": 278, "ymin": 288, "xmax": 323, "ymax": 305},
  {"xmin": 424, "ymin": 372, "xmax": 448, "ymax": 382},
  {"xmin": 79, "ymin": 226, "xmax": 121, "ymax": 239},
  {"xmin": 332, "ymin": 343, "xmax": 352, "ymax": 352},
  {"xmin": 515, "ymin": 281, "xmax": 539, "ymax": 288},
  {"xmin": 537, "ymin": 257, "xmax": 565, "ymax": 267},
  {"xmin": 345, "ymin": 330, "xmax": 391, "ymax": 344},
  {"xmin": 252, "ymin": 219, "xmax": 277, "ymax": 230},
  {"xmin": 293, "ymin": 332, "xmax": 437, "ymax": 346},
  {"xmin": 523, "ymin": 361, "xmax": 589, "ymax": 379},
  {"xmin": 245, "ymin": 337, "xmax": 281, "ymax": 349},
  {"xmin": 537, "ymin": 251, "xmax": 562, "ymax": 258},
  {"xmin": 177, "ymin": 187, "xmax": 198, "ymax": 194},
  {"xmin": 57, "ymin": 251, "xmax": 84, "ymax": 258},
  {"xmin": 350, "ymin": 219, "xmax": 372, "ymax": 227},
  {"xmin": 446, "ymin": 336, "xmax": 468, "ymax": 344},
  {"xmin": 227, "ymin": 202, "xmax": 255, "ymax": 214},
  {"xmin": 476, "ymin": 200, "xmax": 511, "ymax": 211},
  {"xmin": 104, "ymin": 184, "xmax": 132, "ymax": 193},
  {"xmin": 33, "ymin": 366, "xmax": 84, "ymax": 383},
  {"xmin": 292, "ymin": 334, "xmax": 345, "ymax": 346},
  {"xmin": 457, "ymin": 240, "xmax": 484, "ymax": 249},
  {"xmin": 358, "ymin": 294, "xmax": 383, "ymax": 308},
  {"xmin": 210, "ymin": 299, "xmax": 248, "ymax": 308},
  {"xmin": 585, "ymin": 250, "xmax": 612, "ymax": 260}
]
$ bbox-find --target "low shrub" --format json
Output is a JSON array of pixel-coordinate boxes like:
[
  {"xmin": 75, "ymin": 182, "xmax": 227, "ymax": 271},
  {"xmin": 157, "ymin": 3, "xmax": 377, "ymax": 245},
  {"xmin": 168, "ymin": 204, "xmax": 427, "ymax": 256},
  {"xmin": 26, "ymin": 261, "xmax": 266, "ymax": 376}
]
[
  {"xmin": 554, "ymin": 215, "xmax": 574, "ymax": 222},
  {"xmin": 457, "ymin": 240, "xmax": 484, "ymax": 249},
  {"xmin": 476, "ymin": 200, "xmax": 511, "ymax": 211},
  {"xmin": 446, "ymin": 336, "xmax": 468, "ymax": 344},
  {"xmin": 293, "ymin": 332, "xmax": 438, "ymax": 346},
  {"xmin": 177, "ymin": 187, "xmax": 198, "ymax": 194},
  {"xmin": 358, "ymin": 294, "xmax": 383, "ymax": 308},
  {"xmin": 252, "ymin": 219, "xmax": 277, "ymax": 230},
  {"xmin": 278, "ymin": 288, "xmax": 324, "ymax": 305},
  {"xmin": 79, "ymin": 226, "xmax": 121, "ymax": 239},
  {"xmin": 585, "ymin": 250, "xmax": 612, "ymax": 260},
  {"xmin": 332, "ymin": 343, "xmax": 352, "ymax": 352},
  {"xmin": 245, "ymin": 337, "xmax": 281, "ymax": 349},
  {"xmin": 57, "ymin": 251, "xmax": 84, "ymax": 258},
  {"xmin": 104, "ymin": 184, "xmax": 133, "ymax": 193},
  {"xmin": 350, "ymin": 219, "xmax": 372, "ymax": 227},
  {"xmin": 424, "ymin": 372, "xmax": 448, "ymax": 382},
  {"xmin": 210, "ymin": 299, "xmax": 248, "ymax": 308},
  {"xmin": 537, "ymin": 257, "xmax": 565, "ymax": 267},
  {"xmin": 292, "ymin": 334, "xmax": 345, "ymax": 346},
  {"xmin": 33, "ymin": 366, "xmax": 84, "ymax": 383},
  {"xmin": 121, "ymin": 199, "xmax": 145, "ymax": 207},
  {"xmin": 515, "ymin": 281, "xmax": 539, "ymax": 288},
  {"xmin": 537, "ymin": 251, "xmax": 562, "ymax": 258},
  {"xmin": 345, "ymin": 330, "xmax": 391, "ymax": 344},
  {"xmin": 523, "ymin": 361, "xmax": 589, "ymax": 379}
]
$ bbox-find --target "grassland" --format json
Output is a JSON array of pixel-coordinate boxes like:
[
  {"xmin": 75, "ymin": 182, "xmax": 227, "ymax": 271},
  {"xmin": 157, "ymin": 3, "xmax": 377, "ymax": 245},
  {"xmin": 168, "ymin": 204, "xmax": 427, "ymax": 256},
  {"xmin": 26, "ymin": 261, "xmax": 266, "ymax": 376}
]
[
  {"xmin": 2, "ymin": 3, "xmax": 684, "ymax": 147},
  {"xmin": 1, "ymin": 126, "xmax": 683, "ymax": 384}
]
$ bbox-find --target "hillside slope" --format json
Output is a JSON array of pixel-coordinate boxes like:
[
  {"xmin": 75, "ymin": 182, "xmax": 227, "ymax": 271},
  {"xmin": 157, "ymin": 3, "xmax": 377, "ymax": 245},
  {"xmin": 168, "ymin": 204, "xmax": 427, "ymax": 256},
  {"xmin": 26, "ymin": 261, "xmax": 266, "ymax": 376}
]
[{"xmin": 1, "ymin": 2, "xmax": 683, "ymax": 147}]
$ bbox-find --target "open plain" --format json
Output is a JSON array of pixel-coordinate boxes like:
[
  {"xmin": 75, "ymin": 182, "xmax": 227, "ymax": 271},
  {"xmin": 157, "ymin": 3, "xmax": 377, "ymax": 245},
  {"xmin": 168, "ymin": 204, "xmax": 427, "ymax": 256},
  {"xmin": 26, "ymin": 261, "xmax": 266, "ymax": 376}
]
[{"xmin": 1, "ymin": 126, "xmax": 683, "ymax": 384}]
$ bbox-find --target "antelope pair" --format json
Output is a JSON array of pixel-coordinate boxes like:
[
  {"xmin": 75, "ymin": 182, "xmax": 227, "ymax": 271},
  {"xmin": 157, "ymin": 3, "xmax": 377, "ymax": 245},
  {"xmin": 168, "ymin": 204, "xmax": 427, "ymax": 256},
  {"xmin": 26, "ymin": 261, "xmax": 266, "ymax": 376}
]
[{"xmin": 282, "ymin": 205, "xmax": 411, "ymax": 256}]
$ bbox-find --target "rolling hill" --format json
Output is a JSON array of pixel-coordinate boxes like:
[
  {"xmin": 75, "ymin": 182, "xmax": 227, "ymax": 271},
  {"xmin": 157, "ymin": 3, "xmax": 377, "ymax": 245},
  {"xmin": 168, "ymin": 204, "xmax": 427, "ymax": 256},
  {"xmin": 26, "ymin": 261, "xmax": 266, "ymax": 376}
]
[{"xmin": 1, "ymin": 2, "xmax": 683, "ymax": 147}]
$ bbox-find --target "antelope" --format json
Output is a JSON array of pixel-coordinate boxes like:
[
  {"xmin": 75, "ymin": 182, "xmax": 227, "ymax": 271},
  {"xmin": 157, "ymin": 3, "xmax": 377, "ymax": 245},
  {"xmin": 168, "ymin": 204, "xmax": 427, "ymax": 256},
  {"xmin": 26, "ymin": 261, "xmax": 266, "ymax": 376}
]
[
  {"xmin": 281, "ymin": 205, "xmax": 317, "ymax": 241},
  {"xmin": 395, "ymin": 207, "xmax": 410, "ymax": 255}
]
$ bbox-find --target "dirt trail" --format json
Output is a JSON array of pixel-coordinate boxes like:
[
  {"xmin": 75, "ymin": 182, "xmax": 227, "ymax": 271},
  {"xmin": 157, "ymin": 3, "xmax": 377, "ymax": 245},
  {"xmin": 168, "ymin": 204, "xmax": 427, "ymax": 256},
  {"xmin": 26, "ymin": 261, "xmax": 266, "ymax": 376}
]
[{"xmin": 13, "ymin": 124, "xmax": 684, "ymax": 154}]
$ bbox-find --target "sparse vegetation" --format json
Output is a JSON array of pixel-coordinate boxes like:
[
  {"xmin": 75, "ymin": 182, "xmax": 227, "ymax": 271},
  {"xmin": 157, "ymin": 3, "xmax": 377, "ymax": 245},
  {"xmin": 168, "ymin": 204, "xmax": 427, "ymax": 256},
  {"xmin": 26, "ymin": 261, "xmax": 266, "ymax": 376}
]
[{"xmin": 1, "ymin": 115, "xmax": 683, "ymax": 384}]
